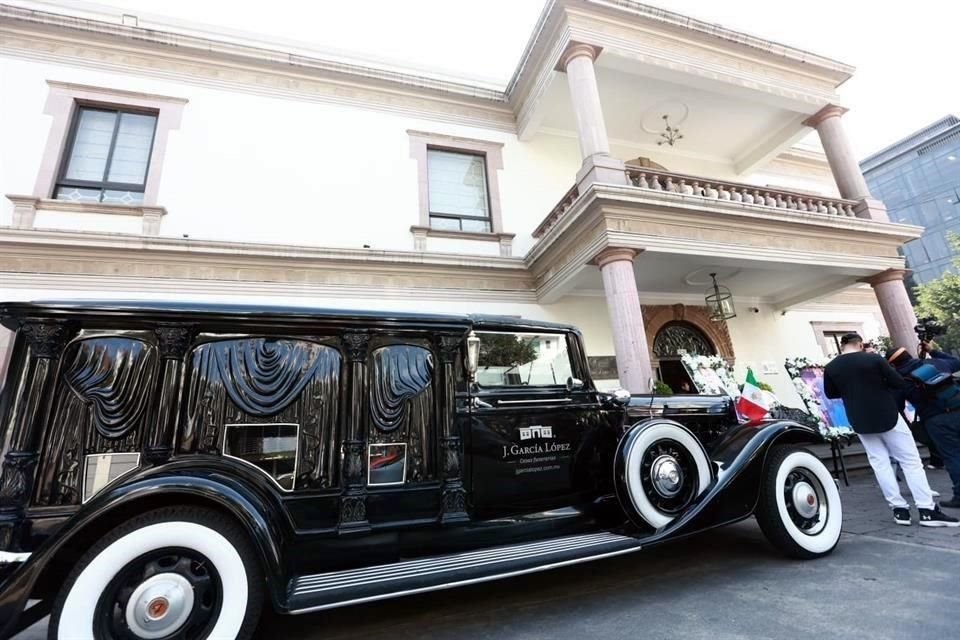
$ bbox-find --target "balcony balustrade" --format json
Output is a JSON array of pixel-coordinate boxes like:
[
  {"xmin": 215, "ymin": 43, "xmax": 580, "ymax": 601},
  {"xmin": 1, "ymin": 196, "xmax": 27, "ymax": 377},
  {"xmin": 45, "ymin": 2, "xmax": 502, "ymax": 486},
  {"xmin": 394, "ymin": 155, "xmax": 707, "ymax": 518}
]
[{"xmin": 533, "ymin": 166, "xmax": 859, "ymax": 239}]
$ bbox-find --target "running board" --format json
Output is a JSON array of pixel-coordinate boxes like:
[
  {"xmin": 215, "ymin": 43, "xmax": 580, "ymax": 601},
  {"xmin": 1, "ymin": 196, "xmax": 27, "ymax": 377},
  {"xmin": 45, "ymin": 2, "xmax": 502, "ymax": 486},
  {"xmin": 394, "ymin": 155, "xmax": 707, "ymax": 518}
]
[{"xmin": 288, "ymin": 531, "xmax": 641, "ymax": 614}]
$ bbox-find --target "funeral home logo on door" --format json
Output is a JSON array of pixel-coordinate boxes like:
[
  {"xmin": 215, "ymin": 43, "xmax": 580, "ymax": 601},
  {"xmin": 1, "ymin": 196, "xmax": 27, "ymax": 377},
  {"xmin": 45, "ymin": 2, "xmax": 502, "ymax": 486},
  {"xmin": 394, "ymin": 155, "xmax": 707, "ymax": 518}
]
[
  {"xmin": 519, "ymin": 425, "xmax": 553, "ymax": 440},
  {"xmin": 502, "ymin": 424, "xmax": 572, "ymax": 462}
]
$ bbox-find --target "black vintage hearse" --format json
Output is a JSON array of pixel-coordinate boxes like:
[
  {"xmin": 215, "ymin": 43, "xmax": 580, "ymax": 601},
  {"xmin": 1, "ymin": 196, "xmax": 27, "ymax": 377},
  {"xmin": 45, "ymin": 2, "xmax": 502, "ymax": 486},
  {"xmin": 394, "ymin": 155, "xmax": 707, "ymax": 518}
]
[{"xmin": 0, "ymin": 302, "xmax": 842, "ymax": 639}]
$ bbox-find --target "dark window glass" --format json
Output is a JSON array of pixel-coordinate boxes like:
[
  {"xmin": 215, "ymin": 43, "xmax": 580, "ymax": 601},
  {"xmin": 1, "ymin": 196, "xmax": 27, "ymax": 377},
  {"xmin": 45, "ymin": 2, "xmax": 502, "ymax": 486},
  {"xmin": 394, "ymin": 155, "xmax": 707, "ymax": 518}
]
[
  {"xmin": 55, "ymin": 106, "xmax": 158, "ymax": 205},
  {"xmin": 224, "ymin": 423, "xmax": 299, "ymax": 491}
]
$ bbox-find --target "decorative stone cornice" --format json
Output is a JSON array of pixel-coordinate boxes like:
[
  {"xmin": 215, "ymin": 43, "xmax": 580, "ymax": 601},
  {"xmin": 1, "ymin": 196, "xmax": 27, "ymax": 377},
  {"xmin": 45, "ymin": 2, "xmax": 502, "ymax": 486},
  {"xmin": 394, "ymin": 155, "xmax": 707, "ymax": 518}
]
[
  {"xmin": 803, "ymin": 104, "xmax": 849, "ymax": 129},
  {"xmin": 0, "ymin": 5, "xmax": 514, "ymax": 132},
  {"xmin": 525, "ymin": 182, "xmax": 920, "ymax": 304},
  {"xmin": 0, "ymin": 0, "xmax": 854, "ymax": 141},
  {"xmin": 860, "ymin": 268, "xmax": 910, "ymax": 287},
  {"xmin": 556, "ymin": 42, "xmax": 602, "ymax": 72},
  {"xmin": 0, "ymin": 226, "xmax": 536, "ymax": 303}
]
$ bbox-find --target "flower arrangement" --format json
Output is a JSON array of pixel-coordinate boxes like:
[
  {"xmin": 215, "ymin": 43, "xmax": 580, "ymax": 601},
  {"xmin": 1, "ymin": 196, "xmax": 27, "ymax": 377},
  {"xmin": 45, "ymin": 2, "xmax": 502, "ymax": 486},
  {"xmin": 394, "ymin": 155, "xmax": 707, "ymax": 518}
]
[
  {"xmin": 783, "ymin": 356, "xmax": 854, "ymax": 442},
  {"xmin": 679, "ymin": 350, "xmax": 737, "ymax": 397}
]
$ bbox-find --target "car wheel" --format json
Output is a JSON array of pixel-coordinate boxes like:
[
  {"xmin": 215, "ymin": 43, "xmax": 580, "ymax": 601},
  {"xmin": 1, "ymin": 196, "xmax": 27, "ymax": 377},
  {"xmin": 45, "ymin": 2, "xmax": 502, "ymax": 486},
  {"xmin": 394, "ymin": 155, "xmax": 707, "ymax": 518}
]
[
  {"xmin": 756, "ymin": 446, "xmax": 842, "ymax": 559},
  {"xmin": 49, "ymin": 506, "xmax": 264, "ymax": 640},
  {"xmin": 620, "ymin": 419, "xmax": 713, "ymax": 528}
]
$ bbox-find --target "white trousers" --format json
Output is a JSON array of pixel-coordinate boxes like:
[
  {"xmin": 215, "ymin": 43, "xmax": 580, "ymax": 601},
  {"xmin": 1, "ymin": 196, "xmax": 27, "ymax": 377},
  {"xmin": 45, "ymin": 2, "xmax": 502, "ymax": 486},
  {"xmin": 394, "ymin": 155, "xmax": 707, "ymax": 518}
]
[{"xmin": 858, "ymin": 416, "xmax": 935, "ymax": 510}]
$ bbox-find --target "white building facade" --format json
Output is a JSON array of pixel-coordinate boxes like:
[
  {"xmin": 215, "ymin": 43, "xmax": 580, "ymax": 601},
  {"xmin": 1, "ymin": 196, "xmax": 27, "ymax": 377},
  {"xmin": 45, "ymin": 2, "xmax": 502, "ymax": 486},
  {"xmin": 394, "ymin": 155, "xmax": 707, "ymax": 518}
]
[{"xmin": 0, "ymin": 0, "xmax": 922, "ymax": 406}]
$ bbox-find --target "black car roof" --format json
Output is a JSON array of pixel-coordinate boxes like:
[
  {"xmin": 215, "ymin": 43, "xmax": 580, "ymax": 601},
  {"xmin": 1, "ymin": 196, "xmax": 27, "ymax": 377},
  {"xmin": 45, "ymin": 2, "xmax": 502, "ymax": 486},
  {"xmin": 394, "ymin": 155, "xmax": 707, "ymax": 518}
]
[{"xmin": 0, "ymin": 300, "xmax": 578, "ymax": 333}]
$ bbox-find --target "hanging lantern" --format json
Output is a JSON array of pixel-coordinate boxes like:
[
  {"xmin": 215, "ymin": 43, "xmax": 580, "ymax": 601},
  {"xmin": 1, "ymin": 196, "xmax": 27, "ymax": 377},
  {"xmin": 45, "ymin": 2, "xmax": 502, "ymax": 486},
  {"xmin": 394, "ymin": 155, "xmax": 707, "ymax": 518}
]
[{"xmin": 705, "ymin": 273, "xmax": 736, "ymax": 321}]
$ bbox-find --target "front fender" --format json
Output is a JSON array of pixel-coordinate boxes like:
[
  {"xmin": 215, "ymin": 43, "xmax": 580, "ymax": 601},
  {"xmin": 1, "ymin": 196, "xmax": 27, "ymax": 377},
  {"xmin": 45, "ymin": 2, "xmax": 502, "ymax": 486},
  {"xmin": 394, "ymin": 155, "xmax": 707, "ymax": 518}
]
[
  {"xmin": 0, "ymin": 457, "xmax": 292, "ymax": 638},
  {"xmin": 639, "ymin": 420, "xmax": 823, "ymax": 545}
]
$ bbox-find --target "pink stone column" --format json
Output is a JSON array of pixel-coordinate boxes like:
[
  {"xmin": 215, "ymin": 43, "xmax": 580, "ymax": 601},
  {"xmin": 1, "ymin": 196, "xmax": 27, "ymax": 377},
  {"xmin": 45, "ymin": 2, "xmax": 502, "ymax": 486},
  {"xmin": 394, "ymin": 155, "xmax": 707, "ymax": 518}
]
[
  {"xmin": 865, "ymin": 269, "xmax": 918, "ymax": 356},
  {"xmin": 597, "ymin": 247, "xmax": 653, "ymax": 393},
  {"xmin": 557, "ymin": 43, "xmax": 627, "ymax": 187},
  {"xmin": 805, "ymin": 105, "xmax": 871, "ymax": 202},
  {"xmin": 559, "ymin": 43, "xmax": 610, "ymax": 160}
]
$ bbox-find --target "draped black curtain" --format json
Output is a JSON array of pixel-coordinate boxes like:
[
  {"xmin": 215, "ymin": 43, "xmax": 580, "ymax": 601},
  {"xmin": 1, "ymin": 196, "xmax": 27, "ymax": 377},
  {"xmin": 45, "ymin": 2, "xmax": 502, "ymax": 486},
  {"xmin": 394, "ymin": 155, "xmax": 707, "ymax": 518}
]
[
  {"xmin": 200, "ymin": 338, "xmax": 334, "ymax": 417},
  {"xmin": 63, "ymin": 337, "xmax": 158, "ymax": 438},
  {"xmin": 369, "ymin": 345, "xmax": 433, "ymax": 433}
]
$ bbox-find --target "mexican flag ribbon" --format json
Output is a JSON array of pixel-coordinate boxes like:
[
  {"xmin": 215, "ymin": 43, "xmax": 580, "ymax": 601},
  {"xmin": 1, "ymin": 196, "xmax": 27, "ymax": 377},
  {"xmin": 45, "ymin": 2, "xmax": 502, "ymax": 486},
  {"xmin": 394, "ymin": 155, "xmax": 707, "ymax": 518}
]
[{"xmin": 736, "ymin": 368, "xmax": 769, "ymax": 422}]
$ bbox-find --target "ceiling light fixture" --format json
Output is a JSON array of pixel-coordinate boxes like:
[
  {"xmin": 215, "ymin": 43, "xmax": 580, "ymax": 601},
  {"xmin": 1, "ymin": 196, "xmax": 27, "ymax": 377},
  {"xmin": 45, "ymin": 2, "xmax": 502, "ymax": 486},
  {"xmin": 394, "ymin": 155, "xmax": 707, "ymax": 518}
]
[
  {"xmin": 705, "ymin": 273, "xmax": 736, "ymax": 321},
  {"xmin": 656, "ymin": 114, "xmax": 684, "ymax": 147}
]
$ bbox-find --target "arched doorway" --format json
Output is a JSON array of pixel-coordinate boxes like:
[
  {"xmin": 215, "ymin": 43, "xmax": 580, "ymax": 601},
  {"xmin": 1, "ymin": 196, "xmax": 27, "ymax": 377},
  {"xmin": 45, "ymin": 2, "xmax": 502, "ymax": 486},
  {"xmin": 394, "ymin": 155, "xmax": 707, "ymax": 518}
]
[{"xmin": 653, "ymin": 321, "xmax": 716, "ymax": 393}]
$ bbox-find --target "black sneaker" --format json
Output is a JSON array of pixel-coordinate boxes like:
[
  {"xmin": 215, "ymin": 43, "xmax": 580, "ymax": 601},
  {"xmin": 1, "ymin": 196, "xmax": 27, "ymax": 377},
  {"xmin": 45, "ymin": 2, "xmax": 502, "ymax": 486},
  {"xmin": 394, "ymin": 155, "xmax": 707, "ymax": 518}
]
[
  {"xmin": 918, "ymin": 506, "xmax": 960, "ymax": 527},
  {"xmin": 940, "ymin": 496, "xmax": 960, "ymax": 509},
  {"xmin": 893, "ymin": 507, "xmax": 912, "ymax": 526}
]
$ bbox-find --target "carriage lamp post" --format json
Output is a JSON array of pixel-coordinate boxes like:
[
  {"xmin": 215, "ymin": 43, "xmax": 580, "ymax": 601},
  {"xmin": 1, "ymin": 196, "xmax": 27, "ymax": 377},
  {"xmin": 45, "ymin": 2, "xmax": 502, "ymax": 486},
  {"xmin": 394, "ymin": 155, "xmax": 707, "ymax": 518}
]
[{"xmin": 705, "ymin": 273, "xmax": 736, "ymax": 321}]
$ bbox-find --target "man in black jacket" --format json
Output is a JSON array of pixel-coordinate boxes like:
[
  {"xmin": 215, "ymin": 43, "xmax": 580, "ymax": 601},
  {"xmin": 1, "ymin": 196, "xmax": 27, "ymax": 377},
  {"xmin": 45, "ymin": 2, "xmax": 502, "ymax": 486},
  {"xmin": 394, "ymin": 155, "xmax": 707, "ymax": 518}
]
[
  {"xmin": 888, "ymin": 342, "xmax": 960, "ymax": 508},
  {"xmin": 823, "ymin": 333, "xmax": 958, "ymax": 526}
]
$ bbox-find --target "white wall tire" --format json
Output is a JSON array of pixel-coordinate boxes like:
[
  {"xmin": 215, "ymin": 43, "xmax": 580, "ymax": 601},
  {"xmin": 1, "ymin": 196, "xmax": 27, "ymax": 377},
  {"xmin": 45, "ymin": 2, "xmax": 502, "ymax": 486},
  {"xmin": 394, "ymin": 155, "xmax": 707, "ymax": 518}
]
[
  {"xmin": 756, "ymin": 446, "xmax": 842, "ymax": 559},
  {"xmin": 49, "ymin": 507, "xmax": 264, "ymax": 640},
  {"xmin": 622, "ymin": 420, "xmax": 712, "ymax": 528}
]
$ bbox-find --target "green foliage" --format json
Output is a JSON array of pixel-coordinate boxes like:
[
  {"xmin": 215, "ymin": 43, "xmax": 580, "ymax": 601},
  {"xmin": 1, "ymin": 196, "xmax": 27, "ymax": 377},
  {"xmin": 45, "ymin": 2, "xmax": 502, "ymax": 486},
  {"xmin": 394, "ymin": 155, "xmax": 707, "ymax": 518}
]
[
  {"xmin": 739, "ymin": 380, "xmax": 773, "ymax": 393},
  {"xmin": 652, "ymin": 379, "xmax": 674, "ymax": 395},
  {"xmin": 479, "ymin": 333, "xmax": 538, "ymax": 368},
  {"xmin": 872, "ymin": 336, "xmax": 894, "ymax": 353},
  {"xmin": 915, "ymin": 233, "xmax": 960, "ymax": 352}
]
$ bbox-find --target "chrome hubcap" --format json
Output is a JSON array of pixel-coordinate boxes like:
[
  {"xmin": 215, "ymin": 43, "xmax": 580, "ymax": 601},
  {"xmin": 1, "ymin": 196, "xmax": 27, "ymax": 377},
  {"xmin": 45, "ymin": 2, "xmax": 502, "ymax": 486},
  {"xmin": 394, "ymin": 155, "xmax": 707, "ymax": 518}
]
[
  {"xmin": 783, "ymin": 467, "xmax": 829, "ymax": 536},
  {"xmin": 650, "ymin": 454, "xmax": 684, "ymax": 498},
  {"xmin": 792, "ymin": 481, "xmax": 819, "ymax": 519},
  {"xmin": 125, "ymin": 573, "xmax": 194, "ymax": 639}
]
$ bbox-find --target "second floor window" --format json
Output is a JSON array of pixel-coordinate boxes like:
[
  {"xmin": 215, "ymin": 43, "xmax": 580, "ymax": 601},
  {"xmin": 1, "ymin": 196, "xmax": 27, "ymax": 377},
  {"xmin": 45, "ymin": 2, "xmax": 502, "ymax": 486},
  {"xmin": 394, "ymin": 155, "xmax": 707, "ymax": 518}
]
[
  {"xmin": 55, "ymin": 106, "xmax": 158, "ymax": 205},
  {"xmin": 427, "ymin": 149, "xmax": 491, "ymax": 232}
]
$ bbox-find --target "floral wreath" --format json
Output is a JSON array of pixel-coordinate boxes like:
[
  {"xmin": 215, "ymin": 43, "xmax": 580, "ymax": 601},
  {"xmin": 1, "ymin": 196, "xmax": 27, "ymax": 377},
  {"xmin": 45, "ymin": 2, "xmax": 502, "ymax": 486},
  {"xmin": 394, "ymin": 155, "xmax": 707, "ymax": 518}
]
[
  {"xmin": 678, "ymin": 350, "xmax": 738, "ymax": 397},
  {"xmin": 783, "ymin": 356, "xmax": 854, "ymax": 441}
]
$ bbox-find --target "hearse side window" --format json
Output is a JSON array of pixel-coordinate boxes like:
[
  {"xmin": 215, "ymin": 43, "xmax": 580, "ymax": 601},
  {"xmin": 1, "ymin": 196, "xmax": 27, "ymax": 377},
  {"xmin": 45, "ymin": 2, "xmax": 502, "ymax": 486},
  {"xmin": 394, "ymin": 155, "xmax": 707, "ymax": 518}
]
[{"xmin": 475, "ymin": 331, "xmax": 573, "ymax": 387}]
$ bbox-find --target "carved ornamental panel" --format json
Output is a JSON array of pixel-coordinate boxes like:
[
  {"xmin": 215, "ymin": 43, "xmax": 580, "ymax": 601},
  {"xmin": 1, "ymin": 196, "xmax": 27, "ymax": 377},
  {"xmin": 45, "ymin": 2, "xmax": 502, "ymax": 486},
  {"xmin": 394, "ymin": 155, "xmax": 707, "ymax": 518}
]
[
  {"xmin": 37, "ymin": 334, "xmax": 159, "ymax": 505},
  {"xmin": 181, "ymin": 337, "xmax": 342, "ymax": 490},
  {"xmin": 368, "ymin": 344, "xmax": 435, "ymax": 483}
]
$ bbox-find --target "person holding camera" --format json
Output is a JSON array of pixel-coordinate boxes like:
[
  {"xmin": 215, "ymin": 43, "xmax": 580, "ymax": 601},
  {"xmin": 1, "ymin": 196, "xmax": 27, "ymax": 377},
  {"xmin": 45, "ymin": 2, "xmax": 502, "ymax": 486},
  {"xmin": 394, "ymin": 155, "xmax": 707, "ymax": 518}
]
[
  {"xmin": 824, "ymin": 333, "xmax": 958, "ymax": 527},
  {"xmin": 887, "ymin": 341, "xmax": 960, "ymax": 509}
]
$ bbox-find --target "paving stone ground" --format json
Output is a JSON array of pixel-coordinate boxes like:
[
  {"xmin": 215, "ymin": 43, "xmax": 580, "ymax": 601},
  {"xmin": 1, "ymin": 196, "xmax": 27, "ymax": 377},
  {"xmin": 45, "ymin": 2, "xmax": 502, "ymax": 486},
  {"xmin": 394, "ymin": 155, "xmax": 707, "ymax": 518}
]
[
  {"xmin": 13, "ymin": 468, "xmax": 960, "ymax": 640},
  {"xmin": 839, "ymin": 467, "xmax": 960, "ymax": 551}
]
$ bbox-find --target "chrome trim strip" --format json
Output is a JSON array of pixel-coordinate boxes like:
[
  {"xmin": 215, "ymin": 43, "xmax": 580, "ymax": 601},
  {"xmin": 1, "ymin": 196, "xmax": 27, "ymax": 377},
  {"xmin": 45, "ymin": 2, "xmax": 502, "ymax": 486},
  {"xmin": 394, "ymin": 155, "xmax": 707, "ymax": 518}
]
[
  {"xmin": 495, "ymin": 398, "xmax": 572, "ymax": 405},
  {"xmin": 295, "ymin": 532, "xmax": 615, "ymax": 586},
  {"xmin": 0, "ymin": 551, "xmax": 31, "ymax": 564},
  {"xmin": 295, "ymin": 532, "xmax": 617, "ymax": 586},
  {"xmin": 289, "ymin": 541, "xmax": 643, "ymax": 615},
  {"xmin": 294, "ymin": 534, "xmax": 620, "ymax": 593},
  {"xmin": 294, "ymin": 537, "xmax": 620, "ymax": 596}
]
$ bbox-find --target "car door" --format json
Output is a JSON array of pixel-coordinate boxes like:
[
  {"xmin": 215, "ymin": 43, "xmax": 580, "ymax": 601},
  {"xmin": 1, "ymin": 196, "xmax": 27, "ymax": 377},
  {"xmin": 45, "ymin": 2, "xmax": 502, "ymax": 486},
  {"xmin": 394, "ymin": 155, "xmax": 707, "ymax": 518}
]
[{"xmin": 467, "ymin": 330, "xmax": 610, "ymax": 517}]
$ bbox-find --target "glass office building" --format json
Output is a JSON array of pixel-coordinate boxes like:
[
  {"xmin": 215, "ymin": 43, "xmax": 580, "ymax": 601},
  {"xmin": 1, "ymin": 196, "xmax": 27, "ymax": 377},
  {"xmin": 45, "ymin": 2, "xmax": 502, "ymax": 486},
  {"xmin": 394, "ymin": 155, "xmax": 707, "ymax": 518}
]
[{"xmin": 862, "ymin": 115, "xmax": 960, "ymax": 286}]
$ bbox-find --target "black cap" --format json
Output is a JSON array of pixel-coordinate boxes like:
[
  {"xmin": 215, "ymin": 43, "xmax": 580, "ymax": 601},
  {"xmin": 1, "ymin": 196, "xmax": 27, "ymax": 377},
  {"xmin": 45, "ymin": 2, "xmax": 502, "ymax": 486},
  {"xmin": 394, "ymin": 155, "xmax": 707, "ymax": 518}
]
[{"xmin": 840, "ymin": 332, "xmax": 863, "ymax": 346}]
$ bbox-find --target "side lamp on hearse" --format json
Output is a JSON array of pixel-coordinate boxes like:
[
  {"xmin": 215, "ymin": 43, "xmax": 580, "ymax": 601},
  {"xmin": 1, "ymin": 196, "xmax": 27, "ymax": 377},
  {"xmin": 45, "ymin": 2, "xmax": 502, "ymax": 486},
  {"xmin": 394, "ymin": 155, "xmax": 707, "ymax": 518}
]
[{"xmin": 466, "ymin": 330, "xmax": 480, "ymax": 381}]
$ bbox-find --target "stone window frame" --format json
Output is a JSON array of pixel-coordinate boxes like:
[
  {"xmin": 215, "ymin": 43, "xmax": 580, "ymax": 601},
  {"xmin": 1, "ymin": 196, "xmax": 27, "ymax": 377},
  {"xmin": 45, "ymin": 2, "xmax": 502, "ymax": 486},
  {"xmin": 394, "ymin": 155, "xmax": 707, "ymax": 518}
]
[
  {"xmin": 33, "ymin": 81, "xmax": 187, "ymax": 207},
  {"xmin": 407, "ymin": 130, "xmax": 514, "ymax": 256},
  {"xmin": 810, "ymin": 322, "xmax": 864, "ymax": 357}
]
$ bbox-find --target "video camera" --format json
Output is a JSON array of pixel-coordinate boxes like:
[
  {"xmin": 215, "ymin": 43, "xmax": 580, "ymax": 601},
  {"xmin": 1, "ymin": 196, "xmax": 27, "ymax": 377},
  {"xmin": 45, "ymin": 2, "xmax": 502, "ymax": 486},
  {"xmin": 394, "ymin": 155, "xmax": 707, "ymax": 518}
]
[{"xmin": 915, "ymin": 316, "xmax": 946, "ymax": 343}]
